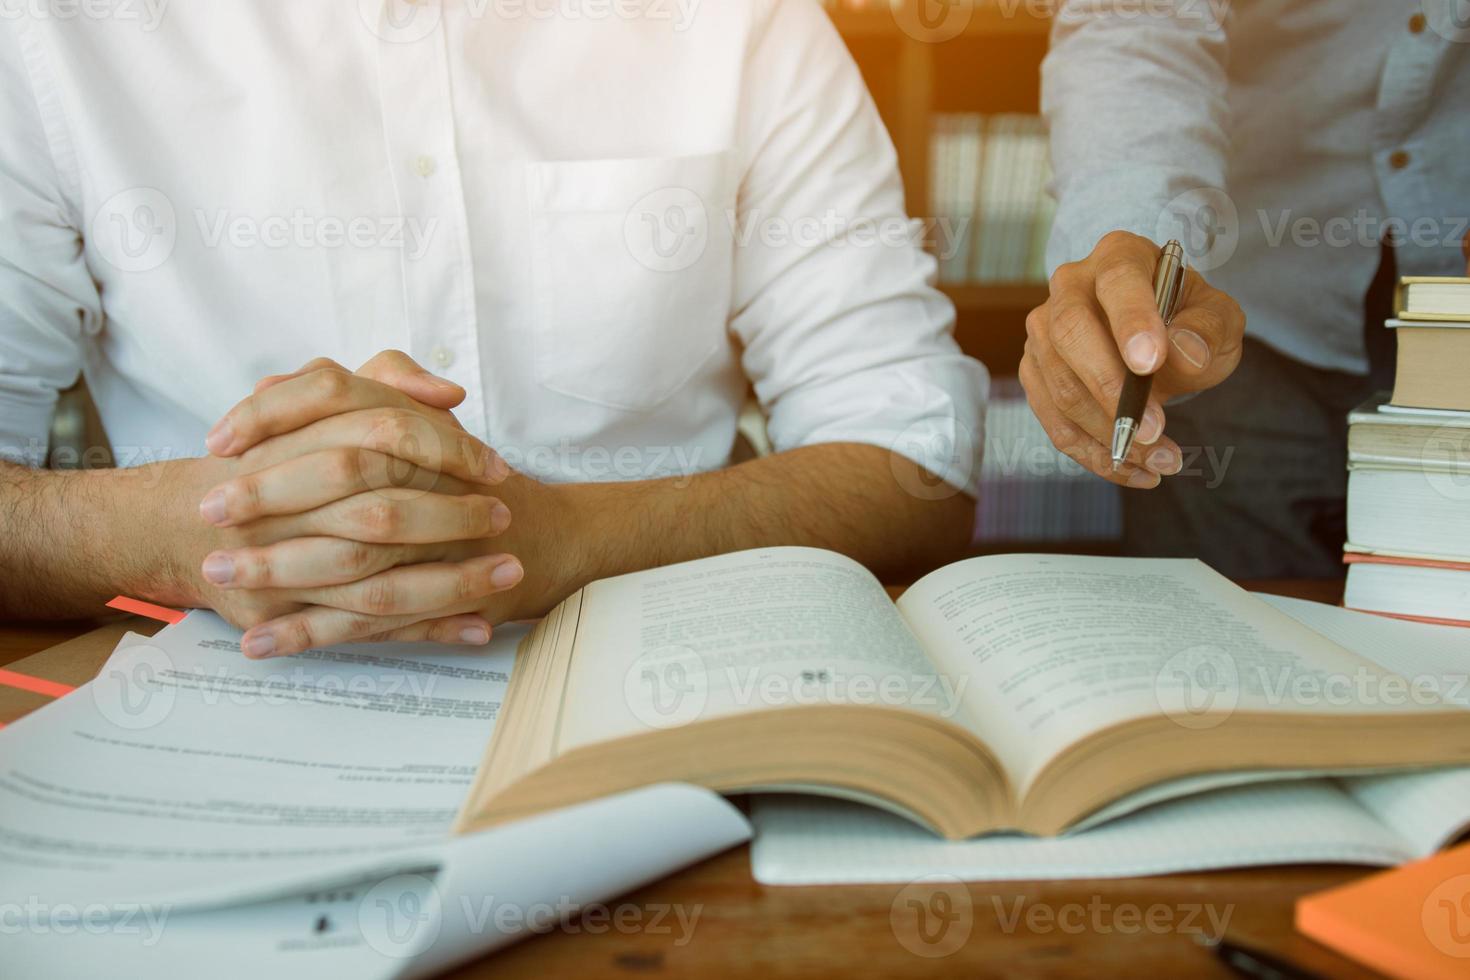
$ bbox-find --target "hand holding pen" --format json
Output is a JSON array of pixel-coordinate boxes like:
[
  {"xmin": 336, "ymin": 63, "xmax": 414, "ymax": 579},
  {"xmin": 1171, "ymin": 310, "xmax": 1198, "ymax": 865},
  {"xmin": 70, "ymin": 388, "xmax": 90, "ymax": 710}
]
[
  {"xmin": 1111, "ymin": 240, "xmax": 1187, "ymax": 469},
  {"xmin": 1019, "ymin": 231, "xmax": 1247, "ymax": 488}
]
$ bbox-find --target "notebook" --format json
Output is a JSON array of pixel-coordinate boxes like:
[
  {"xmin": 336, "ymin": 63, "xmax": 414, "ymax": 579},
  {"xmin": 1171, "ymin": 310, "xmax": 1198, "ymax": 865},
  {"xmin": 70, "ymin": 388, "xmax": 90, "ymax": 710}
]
[{"xmin": 749, "ymin": 595, "xmax": 1470, "ymax": 884}]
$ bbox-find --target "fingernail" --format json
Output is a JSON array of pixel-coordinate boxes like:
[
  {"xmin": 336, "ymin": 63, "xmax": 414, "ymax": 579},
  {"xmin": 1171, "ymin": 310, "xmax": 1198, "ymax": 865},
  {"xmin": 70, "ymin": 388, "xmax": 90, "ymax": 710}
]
[
  {"xmin": 489, "ymin": 501, "xmax": 512, "ymax": 534},
  {"xmin": 458, "ymin": 625, "xmax": 490, "ymax": 645},
  {"xmin": 241, "ymin": 632, "xmax": 276, "ymax": 659},
  {"xmin": 204, "ymin": 420, "xmax": 234, "ymax": 455},
  {"xmin": 1170, "ymin": 329, "xmax": 1211, "ymax": 369},
  {"xmin": 1127, "ymin": 468, "xmax": 1161, "ymax": 489},
  {"xmin": 1124, "ymin": 334, "xmax": 1162, "ymax": 373},
  {"xmin": 491, "ymin": 559, "xmax": 523, "ymax": 589},
  {"xmin": 202, "ymin": 553, "xmax": 235, "ymax": 585},
  {"xmin": 199, "ymin": 489, "xmax": 228, "ymax": 525},
  {"xmin": 1137, "ymin": 408, "xmax": 1164, "ymax": 445},
  {"xmin": 1147, "ymin": 447, "xmax": 1183, "ymax": 475},
  {"xmin": 427, "ymin": 375, "xmax": 460, "ymax": 391}
]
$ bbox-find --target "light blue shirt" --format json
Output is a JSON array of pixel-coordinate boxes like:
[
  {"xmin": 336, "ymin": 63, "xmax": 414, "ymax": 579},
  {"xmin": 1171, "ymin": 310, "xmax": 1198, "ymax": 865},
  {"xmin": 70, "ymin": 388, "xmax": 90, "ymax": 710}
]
[{"xmin": 1043, "ymin": 0, "xmax": 1470, "ymax": 375}]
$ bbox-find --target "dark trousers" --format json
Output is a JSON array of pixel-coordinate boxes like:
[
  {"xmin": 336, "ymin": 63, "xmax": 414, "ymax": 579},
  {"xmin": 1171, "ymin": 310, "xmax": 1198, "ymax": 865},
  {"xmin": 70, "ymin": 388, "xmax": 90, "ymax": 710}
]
[{"xmin": 1122, "ymin": 248, "xmax": 1398, "ymax": 579}]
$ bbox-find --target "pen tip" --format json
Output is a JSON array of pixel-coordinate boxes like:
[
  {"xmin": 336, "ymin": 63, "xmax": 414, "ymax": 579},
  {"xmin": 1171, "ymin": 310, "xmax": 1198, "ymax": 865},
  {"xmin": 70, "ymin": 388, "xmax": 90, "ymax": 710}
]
[{"xmin": 1111, "ymin": 459, "xmax": 1123, "ymax": 473}]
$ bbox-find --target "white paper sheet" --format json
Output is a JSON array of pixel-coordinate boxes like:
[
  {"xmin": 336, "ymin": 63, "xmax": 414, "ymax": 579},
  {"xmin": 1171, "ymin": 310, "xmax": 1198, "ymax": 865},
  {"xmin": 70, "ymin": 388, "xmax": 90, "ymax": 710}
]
[
  {"xmin": 0, "ymin": 614, "xmax": 751, "ymax": 907},
  {"xmin": 2, "ymin": 783, "xmax": 750, "ymax": 980},
  {"xmin": 0, "ymin": 612, "xmax": 521, "ymax": 905},
  {"xmin": 0, "ymin": 612, "xmax": 751, "ymax": 975}
]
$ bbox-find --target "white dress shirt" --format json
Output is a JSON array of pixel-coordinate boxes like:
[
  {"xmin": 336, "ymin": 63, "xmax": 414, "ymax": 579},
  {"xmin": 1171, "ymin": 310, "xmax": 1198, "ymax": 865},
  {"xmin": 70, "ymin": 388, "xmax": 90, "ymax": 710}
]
[
  {"xmin": 0, "ymin": 0, "xmax": 986, "ymax": 495},
  {"xmin": 1044, "ymin": 0, "xmax": 1470, "ymax": 375}
]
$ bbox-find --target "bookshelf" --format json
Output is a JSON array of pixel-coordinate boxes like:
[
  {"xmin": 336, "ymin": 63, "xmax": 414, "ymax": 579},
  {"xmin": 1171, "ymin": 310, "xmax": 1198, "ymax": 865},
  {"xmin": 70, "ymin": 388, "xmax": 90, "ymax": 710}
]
[{"xmin": 828, "ymin": 0, "xmax": 1052, "ymax": 375}]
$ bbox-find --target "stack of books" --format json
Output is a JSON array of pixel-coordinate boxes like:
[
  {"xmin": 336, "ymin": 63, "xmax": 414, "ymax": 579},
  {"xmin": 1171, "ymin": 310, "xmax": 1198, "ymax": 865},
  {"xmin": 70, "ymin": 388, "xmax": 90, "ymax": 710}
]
[
  {"xmin": 1343, "ymin": 276, "xmax": 1470, "ymax": 627},
  {"xmin": 930, "ymin": 113, "xmax": 1054, "ymax": 285}
]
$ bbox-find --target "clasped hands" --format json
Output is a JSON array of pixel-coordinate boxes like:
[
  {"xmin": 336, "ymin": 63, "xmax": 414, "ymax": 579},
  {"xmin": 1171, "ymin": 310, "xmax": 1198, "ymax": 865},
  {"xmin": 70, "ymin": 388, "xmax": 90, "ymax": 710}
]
[{"xmin": 176, "ymin": 351, "xmax": 564, "ymax": 658}]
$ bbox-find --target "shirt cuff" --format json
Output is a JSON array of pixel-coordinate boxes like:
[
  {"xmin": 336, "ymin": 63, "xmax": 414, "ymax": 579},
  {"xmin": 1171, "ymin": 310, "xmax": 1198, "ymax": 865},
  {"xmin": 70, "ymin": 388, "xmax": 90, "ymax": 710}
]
[{"xmin": 764, "ymin": 356, "xmax": 989, "ymax": 500}]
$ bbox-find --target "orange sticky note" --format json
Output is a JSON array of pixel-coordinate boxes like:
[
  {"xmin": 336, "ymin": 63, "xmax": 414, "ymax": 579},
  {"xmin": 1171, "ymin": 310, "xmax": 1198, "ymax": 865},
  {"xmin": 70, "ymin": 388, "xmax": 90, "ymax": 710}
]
[
  {"xmin": 1296, "ymin": 844, "xmax": 1470, "ymax": 980},
  {"xmin": 0, "ymin": 668, "xmax": 75, "ymax": 700},
  {"xmin": 106, "ymin": 595, "xmax": 187, "ymax": 625}
]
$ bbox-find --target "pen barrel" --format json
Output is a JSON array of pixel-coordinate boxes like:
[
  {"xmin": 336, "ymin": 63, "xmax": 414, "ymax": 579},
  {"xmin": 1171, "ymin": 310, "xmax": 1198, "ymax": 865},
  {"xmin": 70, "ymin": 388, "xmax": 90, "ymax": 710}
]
[{"xmin": 1115, "ymin": 369, "xmax": 1152, "ymax": 424}]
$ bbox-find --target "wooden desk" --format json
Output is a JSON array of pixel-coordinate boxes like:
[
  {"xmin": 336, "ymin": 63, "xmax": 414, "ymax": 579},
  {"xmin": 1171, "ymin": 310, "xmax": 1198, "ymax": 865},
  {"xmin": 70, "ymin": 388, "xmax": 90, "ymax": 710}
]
[{"xmin": 1, "ymin": 579, "xmax": 1379, "ymax": 979}]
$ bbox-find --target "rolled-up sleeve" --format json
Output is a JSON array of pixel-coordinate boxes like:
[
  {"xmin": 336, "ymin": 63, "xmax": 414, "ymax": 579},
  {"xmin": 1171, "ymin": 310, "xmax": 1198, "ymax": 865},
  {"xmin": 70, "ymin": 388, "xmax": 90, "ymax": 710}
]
[
  {"xmin": 729, "ymin": 0, "xmax": 988, "ymax": 499},
  {"xmin": 0, "ymin": 21, "xmax": 97, "ymax": 466},
  {"xmin": 1042, "ymin": 0, "xmax": 1232, "ymax": 271}
]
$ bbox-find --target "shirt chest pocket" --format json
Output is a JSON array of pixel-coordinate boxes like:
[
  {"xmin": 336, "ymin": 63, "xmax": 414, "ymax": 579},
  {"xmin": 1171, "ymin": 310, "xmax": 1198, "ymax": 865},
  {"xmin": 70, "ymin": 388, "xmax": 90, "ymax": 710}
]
[{"xmin": 526, "ymin": 151, "xmax": 737, "ymax": 412}]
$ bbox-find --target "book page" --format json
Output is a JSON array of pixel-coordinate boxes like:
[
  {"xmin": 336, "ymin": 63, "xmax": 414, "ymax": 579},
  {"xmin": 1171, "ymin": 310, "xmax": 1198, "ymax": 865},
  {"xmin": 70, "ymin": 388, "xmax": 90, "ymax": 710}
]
[
  {"xmin": 895, "ymin": 555, "xmax": 1407, "ymax": 790},
  {"xmin": 1254, "ymin": 594, "xmax": 1470, "ymax": 857},
  {"xmin": 555, "ymin": 547, "xmax": 969, "ymax": 753}
]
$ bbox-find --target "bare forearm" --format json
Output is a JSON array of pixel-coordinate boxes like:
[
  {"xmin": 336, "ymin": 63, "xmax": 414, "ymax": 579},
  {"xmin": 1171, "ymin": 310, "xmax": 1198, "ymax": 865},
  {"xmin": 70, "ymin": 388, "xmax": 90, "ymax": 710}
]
[
  {"xmin": 553, "ymin": 443, "xmax": 975, "ymax": 596},
  {"xmin": 0, "ymin": 459, "xmax": 194, "ymax": 619}
]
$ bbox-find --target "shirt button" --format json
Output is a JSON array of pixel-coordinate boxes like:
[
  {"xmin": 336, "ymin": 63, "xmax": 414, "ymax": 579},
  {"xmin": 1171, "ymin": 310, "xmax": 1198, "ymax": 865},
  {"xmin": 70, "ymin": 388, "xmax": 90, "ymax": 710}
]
[
  {"xmin": 412, "ymin": 155, "xmax": 437, "ymax": 178},
  {"xmin": 1389, "ymin": 150, "xmax": 1412, "ymax": 170},
  {"xmin": 1408, "ymin": 13, "xmax": 1426, "ymax": 33},
  {"xmin": 431, "ymin": 346, "xmax": 454, "ymax": 369}
]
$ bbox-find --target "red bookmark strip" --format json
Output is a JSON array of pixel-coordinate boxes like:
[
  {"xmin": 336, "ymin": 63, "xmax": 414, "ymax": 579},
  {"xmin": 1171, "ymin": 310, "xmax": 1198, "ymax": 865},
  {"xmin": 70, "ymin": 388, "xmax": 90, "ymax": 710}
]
[
  {"xmin": 0, "ymin": 668, "xmax": 75, "ymax": 700},
  {"xmin": 106, "ymin": 595, "xmax": 187, "ymax": 625}
]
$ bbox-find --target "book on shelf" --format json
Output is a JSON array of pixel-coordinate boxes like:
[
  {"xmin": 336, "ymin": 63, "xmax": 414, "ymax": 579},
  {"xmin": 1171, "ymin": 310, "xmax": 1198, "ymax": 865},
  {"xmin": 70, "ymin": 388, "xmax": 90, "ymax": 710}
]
[
  {"xmin": 1344, "ymin": 389, "xmax": 1470, "ymax": 626},
  {"xmin": 1383, "ymin": 276, "xmax": 1470, "ymax": 412},
  {"xmin": 1343, "ymin": 553, "xmax": 1470, "ymax": 628},
  {"xmin": 1394, "ymin": 275, "xmax": 1470, "ymax": 322},
  {"xmin": 929, "ymin": 113, "xmax": 1054, "ymax": 287},
  {"xmin": 1345, "ymin": 464, "xmax": 1470, "ymax": 564},
  {"xmin": 454, "ymin": 546, "xmax": 1470, "ymax": 841}
]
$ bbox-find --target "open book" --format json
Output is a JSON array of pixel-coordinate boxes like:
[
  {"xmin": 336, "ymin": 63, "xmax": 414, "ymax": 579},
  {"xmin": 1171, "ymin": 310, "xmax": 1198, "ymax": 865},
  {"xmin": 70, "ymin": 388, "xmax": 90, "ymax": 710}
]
[{"xmin": 455, "ymin": 547, "xmax": 1470, "ymax": 839}]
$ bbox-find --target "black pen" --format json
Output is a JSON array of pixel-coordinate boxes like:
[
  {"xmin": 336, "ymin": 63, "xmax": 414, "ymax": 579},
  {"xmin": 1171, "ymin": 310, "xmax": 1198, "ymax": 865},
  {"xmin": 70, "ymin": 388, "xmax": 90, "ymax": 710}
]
[
  {"xmin": 1199, "ymin": 934, "xmax": 1327, "ymax": 980},
  {"xmin": 1111, "ymin": 239, "xmax": 1187, "ymax": 471}
]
